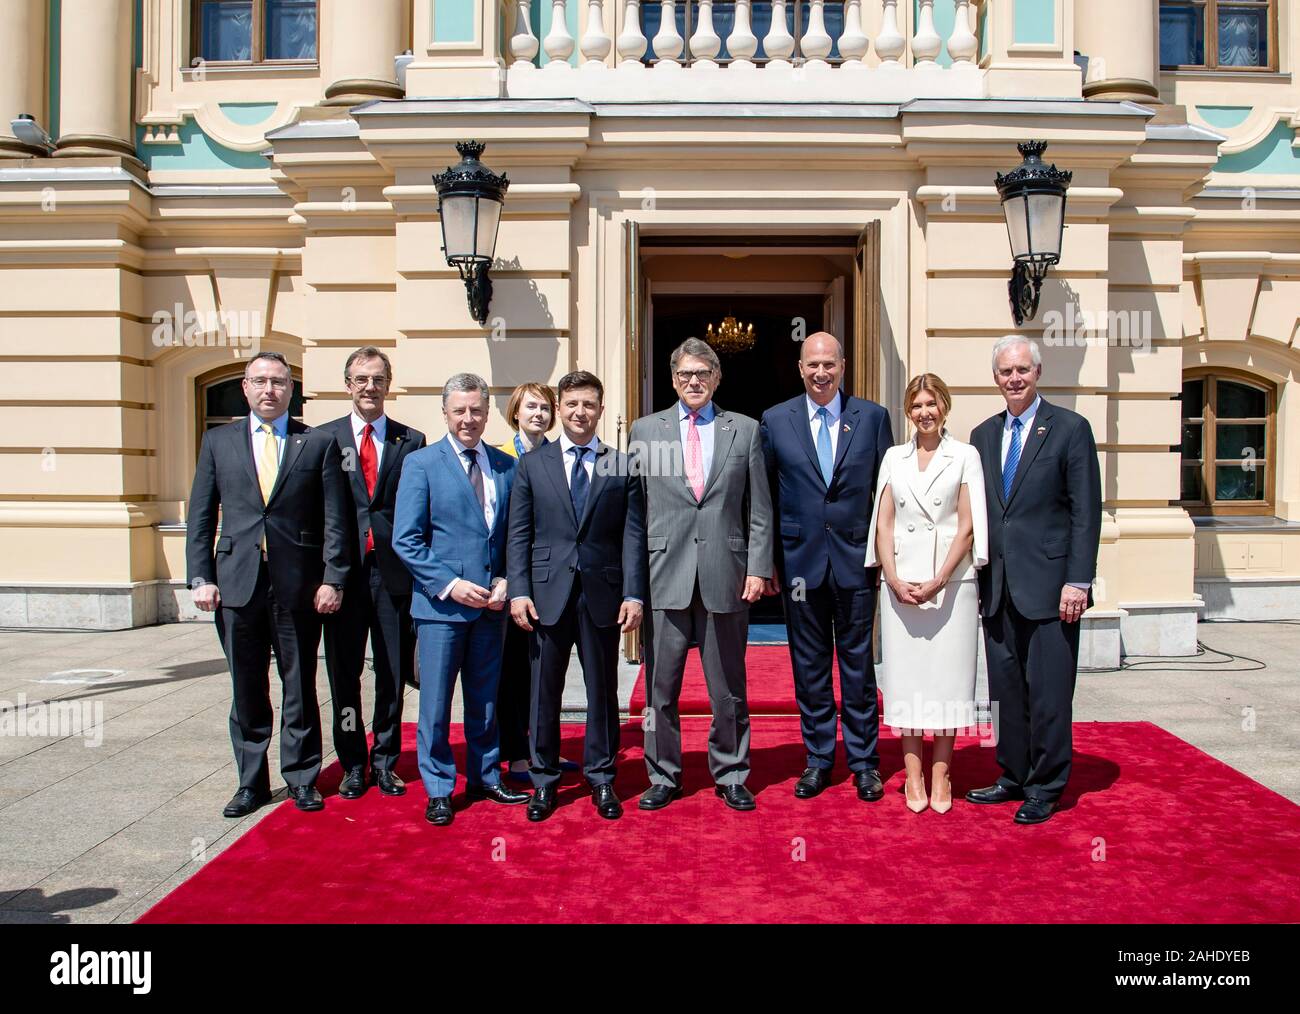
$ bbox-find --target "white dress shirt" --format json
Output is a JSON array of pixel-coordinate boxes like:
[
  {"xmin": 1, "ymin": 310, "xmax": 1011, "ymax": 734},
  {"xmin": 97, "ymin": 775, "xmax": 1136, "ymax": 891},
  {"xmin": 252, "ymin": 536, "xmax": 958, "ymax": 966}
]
[
  {"xmin": 806, "ymin": 391, "xmax": 842, "ymax": 460},
  {"xmin": 249, "ymin": 412, "xmax": 288, "ymax": 464},
  {"xmin": 678, "ymin": 400, "xmax": 717, "ymax": 481},
  {"xmin": 1000, "ymin": 394, "xmax": 1041, "ymax": 469},
  {"xmin": 439, "ymin": 433, "xmax": 500, "ymax": 601},
  {"xmin": 558, "ymin": 431, "xmax": 600, "ymax": 489},
  {"xmin": 351, "ymin": 411, "xmax": 385, "ymax": 468}
]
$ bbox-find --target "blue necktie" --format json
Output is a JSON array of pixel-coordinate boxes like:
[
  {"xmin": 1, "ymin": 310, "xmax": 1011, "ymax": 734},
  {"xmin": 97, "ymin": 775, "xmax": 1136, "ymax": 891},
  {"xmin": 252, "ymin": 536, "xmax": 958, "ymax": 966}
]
[
  {"xmin": 570, "ymin": 445, "xmax": 590, "ymax": 522},
  {"xmin": 1002, "ymin": 417, "xmax": 1023, "ymax": 501},
  {"xmin": 815, "ymin": 406, "xmax": 834, "ymax": 486}
]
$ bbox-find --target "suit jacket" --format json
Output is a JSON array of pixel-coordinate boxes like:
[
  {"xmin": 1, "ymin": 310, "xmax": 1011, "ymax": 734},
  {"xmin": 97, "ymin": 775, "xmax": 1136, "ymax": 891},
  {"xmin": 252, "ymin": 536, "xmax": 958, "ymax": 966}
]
[
  {"xmin": 970, "ymin": 398, "xmax": 1103, "ymax": 621},
  {"xmin": 392, "ymin": 437, "xmax": 516, "ymax": 623},
  {"xmin": 186, "ymin": 416, "xmax": 350, "ymax": 611},
  {"xmin": 506, "ymin": 440, "xmax": 648, "ymax": 628},
  {"xmin": 864, "ymin": 432, "xmax": 989, "ymax": 609},
  {"xmin": 629, "ymin": 404, "xmax": 774, "ymax": 614},
  {"xmin": 760, "ymin": 393, "xmax": 894, "ymax": 591},
  {"xmin": 317, "ymin": 414, "xmax": 426, "ymax": 596}
]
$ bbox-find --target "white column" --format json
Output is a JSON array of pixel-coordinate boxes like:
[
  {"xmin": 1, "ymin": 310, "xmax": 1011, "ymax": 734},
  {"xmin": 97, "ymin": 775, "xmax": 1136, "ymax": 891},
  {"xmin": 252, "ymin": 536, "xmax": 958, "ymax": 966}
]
[
  {"xmin": 689, "ymin": 0, "xmax": 722, "ymax": 66},
  {"xmin": 801, "ymin": 0, "xmax": 833, "ymax": 65},
  {"xmin": 838, "ymin": 0, "xmax": 870, "ymax": 65},
  {"xmin": 912, "ymin": 0, "xmax": 943, "ymax": 65},
  {"xmin": 875, "ymin": 0, "xmax": 906, "ymax": 66},
  {"xmin": 543, "ymin": 0, "xmax": 576, "ymax": 66},
  {"xmin": 763, "ymin": 0, "xmax": 796, "ymax": 68},
  {"xmin": 511, "ymin": 0, "xmax": 542, "ymax": 65},
  {"xmin": 948, "ymin": 0, "xmax": 978, "ymax": 66},
  {"xmin": 727, "ymin": 0, "xmax": 759, "ymax": 68},
  {"xmin": 580, "ymin": 0, "xmax": 613, "ymax": 64},
  {"xmin": 54, "ymin": 0, "xmax": 136, "ymax": 159},
  {"xmin": 0, "ymin": 0, "xmax": 47, "ymax": 157},
  {"xmin": 616, "ymin": 0, "xmax": 649, "ymax": 66},
  {"xmin": 324, "ymin": 0, "xmax": 406, "ymax": 103},
  {"xmin": 652, "ymin": 0, "xmax": 684, "ymax": 65}
]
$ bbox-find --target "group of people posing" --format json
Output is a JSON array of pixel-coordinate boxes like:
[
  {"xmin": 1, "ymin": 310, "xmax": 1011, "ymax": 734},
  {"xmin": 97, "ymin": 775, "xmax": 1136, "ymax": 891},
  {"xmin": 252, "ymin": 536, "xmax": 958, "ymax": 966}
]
[{"xmin": 187, "ymin": 329, "xmax": 1101, "ymax": 828}]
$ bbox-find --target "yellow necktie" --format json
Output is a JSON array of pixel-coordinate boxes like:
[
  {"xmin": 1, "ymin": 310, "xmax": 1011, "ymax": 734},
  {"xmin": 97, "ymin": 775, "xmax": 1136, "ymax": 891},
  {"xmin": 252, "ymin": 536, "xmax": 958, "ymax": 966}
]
[{"xmin": 257, "ymin": 423, "xmax": 279, "ymax": 503}]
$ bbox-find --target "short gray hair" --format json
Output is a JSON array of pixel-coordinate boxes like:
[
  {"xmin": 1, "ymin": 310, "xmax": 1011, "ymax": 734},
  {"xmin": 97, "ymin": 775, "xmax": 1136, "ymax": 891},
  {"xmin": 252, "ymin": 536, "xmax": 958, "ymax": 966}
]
[
  {"xmin": 344, "ymin": 346, "xmax": 393, "ymax": 382},
  {"xmin": 669, "ymin": 337, "xmax": 721, "ymax": 375},
  {"xmin": 442, "ymin": 372, "xmax": 489, "ymax": 408},
  {"xmin": 991, "ymin": 334, "xmax": 1042, "ymax": 372}
]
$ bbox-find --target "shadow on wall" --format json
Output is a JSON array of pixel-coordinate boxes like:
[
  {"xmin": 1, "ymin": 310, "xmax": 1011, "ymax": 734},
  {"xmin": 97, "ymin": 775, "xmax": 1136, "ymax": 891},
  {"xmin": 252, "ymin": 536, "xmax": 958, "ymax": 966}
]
[{"xmin": 485, "ymin": 255, "xmax": 562, "ymax": 405}]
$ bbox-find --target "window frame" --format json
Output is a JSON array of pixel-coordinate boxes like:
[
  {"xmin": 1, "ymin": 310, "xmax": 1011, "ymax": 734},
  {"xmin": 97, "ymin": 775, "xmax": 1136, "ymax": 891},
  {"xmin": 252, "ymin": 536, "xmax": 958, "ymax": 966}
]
[
  {"xmin": 195, "ymin": 364, "xmax": 305, "ymax": 461},
  {"xmin": 190, "ymin": 0, "xmax": 320, "ymax": 68},
  {"xmin": 1160, "ymin": 0, "xmax": 1279, "ymax": 73},
  {"xmin": 1176, "ymin": 367, "xmax": 1276, "ymax": 517}
]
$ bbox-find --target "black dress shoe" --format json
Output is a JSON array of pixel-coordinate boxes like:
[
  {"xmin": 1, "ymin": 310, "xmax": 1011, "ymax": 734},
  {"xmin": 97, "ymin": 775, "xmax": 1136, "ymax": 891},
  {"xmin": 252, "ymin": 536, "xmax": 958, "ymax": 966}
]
[
  {"xmin": 425, "ymin": 797, "xmax": 453, "ymax": 826},
  {"xmin": 527, "ymin": 786, "xmax": 558, "ymax": 822},
  {"xmin": 338, "ymin": 766, "xmax": 367, "ymax": 800},
  {"xmin": 1014, "ymin": 798, "xmax": 1057, "ymax": 825},
  {"xmin": 222, "ymin": 787, "xmax": 271, "ymax": 818},
  {"xmin": 715, "ymin": 784, "xmax": 756, "ymax": 811},
  {"xmin": 794, "ymin": 767, "xmax": 832, "ymax": 799},
  {"xmin": 965, "ymin": 783, "xmax": 1025, "ymax": 804},
  {"xmin": 287, "ymin": 785, "xmax": 324, "ymax": 812},
  {"xmin": 371, "ymin": 768, "xmax": 406, "ymax": 796},
  {"xmin": 638, "ymin": 784, "xmax": 682, "ymax": 811},
  {"xmin": 592, "ymin": 783, "xmax": 623, "ymax": 820},
  {"xmin": 466, "ymin": 782, "xmax": 530, "ymax": 805},
  {"xmin": 855, "ymin": 769, "xmax": 884, "ymax": 802}
]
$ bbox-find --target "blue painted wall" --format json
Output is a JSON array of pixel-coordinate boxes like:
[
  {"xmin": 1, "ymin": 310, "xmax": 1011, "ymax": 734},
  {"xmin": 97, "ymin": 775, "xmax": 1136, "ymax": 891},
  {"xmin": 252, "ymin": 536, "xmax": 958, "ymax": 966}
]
[
  {"xmin": 1216, "ymin": 123, "xmax": 1300, "ymax": 175},
  {"xmin": 1197, "ymin": 106, "xmax": 1252, "ymax": 130},
  {"xmin": 434, "ymin": 0, "xmax": 478, "ymax": 44},
  {"xmin": 135, "ymin": 119, "xmax": 270, "ymax": 171},
  {"xmin": 48, "ymin": 0, "xmax": 61, "ymax": 138},
  {"xmin": 1014, "ymin": 0, "xmax": 1055, "ymax": 45}
]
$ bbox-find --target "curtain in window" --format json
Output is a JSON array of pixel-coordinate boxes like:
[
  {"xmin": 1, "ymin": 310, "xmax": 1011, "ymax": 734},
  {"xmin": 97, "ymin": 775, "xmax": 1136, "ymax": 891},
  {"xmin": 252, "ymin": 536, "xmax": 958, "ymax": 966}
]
[
  {"xmin": 266, "ymin": 0, "xmax": 317, "ymax": 60},
  {"xmin": 200, "ymin": 1, "xmax": 253, "ymax": 62},
  {"xmin": 1159, "ymin": 3, "xmax": 1204, "ymax": 66},
  {"xmin": 1217, "ymin": 6, "xmax": 1266, "ymax": 67}
]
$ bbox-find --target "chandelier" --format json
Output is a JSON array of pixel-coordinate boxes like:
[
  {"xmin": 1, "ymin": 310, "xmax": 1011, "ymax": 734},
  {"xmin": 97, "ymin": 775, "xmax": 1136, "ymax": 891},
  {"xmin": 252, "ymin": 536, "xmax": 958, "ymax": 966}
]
[{"xmin": 705, "ymin": 315, "xmax": 756, "ymax": 355}]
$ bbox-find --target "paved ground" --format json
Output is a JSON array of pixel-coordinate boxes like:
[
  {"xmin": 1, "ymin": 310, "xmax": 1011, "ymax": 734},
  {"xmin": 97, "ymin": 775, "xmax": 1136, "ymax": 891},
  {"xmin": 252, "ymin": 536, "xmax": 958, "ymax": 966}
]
[{"xmin": 0, "ymin": 618, "xmax": 1295, "ymax": 923}]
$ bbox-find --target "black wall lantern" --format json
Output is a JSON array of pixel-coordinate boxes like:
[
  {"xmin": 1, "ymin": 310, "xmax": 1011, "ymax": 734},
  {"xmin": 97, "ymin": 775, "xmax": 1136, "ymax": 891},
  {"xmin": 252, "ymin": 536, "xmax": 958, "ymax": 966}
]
[
  {"xmin": 433, "ymin": 141, "xmax": 509, "ymax": 326},
  {"xmin": 995, "ymin": 141, "xmax": 1072, "ymax": 327}
]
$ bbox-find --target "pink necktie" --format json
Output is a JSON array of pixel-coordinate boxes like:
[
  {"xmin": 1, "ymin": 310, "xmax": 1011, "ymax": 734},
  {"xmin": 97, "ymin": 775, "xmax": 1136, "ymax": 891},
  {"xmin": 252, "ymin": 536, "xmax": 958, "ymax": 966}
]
[{"xmin": 685, "ymin": 410, "xmax": 705, "ymax": 500}]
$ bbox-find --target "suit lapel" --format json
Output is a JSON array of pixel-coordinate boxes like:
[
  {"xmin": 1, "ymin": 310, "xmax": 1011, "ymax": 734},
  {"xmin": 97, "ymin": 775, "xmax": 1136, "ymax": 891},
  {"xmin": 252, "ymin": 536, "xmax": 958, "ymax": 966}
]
[
  {"xmin": 266, "ymin": 420, "xmax": 309, "ymax": 505},
  {"xmin": 832, "ymin": 399, "xmax": 860, "ymax": 479},
  {"xmin": 1006, "ymin": 400, "xmax": 1053, "ymax": 507},
  {"xmin": 487, "ymin": 450, "xmax": 511, "ymax": 537},
  {"xmin": 239, "ymin": 419, "xmax": 262, "ymax": 496},
  {"xmin": 372, "ymin": 421, "xmax": 407, "ymax": 503},
  {"xmin": 985, "ymin": 414, "xmax": 1008, "ymax": 508},
  {"xmin": 659, "ymin": 411, "xmax": 692, "ymax": 501},
  {"xmin": 331, "ymin": 418, "xmax": 371, "ymax": 508},
  {"xmin": 579, "ymin": 444, "xmax": 613, "ymax": 532},
  {"xmin": 438, "ymin": 439, "xmax": 489, "ymax": 535},
  {"xmin": 788, "ymin": 399, "xmax": 823, "ymax": 483},
  {"xmin": 702, "ymin": 409, "xmax": 738, "ymax": 501},
  {"xmin": 921, "ymin": 438, "xmax": 956, "ymax": 493},
  {"xmin": 543, "ymin": 442, "xmax": 578, "ymax": 529},
  {"xmin": 902, "ymin": 444, "xmax": 934, "ymax": 522}
]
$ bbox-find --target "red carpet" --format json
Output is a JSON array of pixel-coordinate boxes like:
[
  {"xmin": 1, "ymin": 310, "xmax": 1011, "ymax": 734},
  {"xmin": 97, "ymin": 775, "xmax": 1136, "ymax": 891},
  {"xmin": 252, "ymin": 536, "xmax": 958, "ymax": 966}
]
[
  {"xmin": 139, "ymin": 719, "xmax": 1300, "ymax": 924},
  {"xmin": 629, "ymin": 646, "xmax": 818, "ymax": 715}
]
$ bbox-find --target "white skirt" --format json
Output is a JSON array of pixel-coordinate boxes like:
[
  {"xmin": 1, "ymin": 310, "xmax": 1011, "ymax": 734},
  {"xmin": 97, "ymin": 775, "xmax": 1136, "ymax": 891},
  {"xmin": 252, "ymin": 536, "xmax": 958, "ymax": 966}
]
[{"xmin": 878, "ymin": 578, "xmax": 980, "ymax": 733}]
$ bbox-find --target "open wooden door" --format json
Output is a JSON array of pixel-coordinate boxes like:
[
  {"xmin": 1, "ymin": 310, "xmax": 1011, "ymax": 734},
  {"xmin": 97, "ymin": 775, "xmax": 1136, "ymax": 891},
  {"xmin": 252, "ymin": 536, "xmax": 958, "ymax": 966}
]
[
  {"xmin": 822, "ymin": 276, "xmax": 845, "ymax": 349},
  {"xmin": 852, "ymin": 220, "xmax": 881, "ymax": 402},
  {"xmin": 622, "ymin": 219, "xmax": 643, "ymax": 664}
]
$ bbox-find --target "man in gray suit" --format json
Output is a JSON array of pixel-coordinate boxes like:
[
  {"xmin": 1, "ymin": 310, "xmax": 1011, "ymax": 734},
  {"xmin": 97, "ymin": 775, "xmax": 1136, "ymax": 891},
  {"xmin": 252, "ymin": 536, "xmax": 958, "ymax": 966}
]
[{"xmin": 630, "ymin": 338, "xmax": 774, "ymax": 812}]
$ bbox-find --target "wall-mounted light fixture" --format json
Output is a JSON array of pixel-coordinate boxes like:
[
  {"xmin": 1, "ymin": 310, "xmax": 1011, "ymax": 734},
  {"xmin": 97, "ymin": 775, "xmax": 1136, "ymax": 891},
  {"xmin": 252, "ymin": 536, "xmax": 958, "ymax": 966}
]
[
  {"xmin": 995, "ymin": 141, "xmax": 1072, "ymax": 327},
  {"xmin": 433, "ymin": 141, "xmax": 509, "ymax": 326}
]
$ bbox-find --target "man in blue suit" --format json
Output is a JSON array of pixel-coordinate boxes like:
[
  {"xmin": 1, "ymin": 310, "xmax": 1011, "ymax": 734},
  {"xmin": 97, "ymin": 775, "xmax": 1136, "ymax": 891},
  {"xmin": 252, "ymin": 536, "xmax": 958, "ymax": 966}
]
[
  {"xmin": 760, "ymin": 332, "xmax": 894, "ymax": 802},
  {"xmin": 393, "ymin": 372, "xmax": 530, "ymax": 826}
]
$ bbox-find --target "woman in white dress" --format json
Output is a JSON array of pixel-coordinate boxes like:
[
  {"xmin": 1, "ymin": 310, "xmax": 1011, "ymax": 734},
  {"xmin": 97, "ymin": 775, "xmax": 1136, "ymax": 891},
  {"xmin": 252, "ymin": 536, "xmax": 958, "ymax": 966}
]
[{"xmin": 866, "ymin": 374, "xmax": 988, "ymax": 813}]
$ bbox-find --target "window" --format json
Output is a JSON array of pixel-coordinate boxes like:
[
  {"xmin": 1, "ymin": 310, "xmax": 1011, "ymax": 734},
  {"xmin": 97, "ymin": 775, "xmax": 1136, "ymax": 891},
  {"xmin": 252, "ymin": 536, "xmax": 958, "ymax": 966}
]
[
  {"xmin": 641, "ymin": 2, "xmax": 849, "ymax": 65},
  {"xmin": 1177, "ymin": 371, "xmax": 1275, "ymax": 516},
  {"xmin": 1160, "ymin": 1, "xmax": 1276, "ymax": 71},
  {"xmin": 193, "ymin": 0, "xmax": 318, "ymax": 65},
  {"xmin": 197, "ymin": 366, "xmax": 304, "ymax": 454}
]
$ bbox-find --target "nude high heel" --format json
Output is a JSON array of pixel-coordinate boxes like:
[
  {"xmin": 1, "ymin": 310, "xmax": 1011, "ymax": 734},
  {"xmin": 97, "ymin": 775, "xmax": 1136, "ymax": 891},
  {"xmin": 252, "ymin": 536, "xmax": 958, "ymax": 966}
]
[
  {"xmin": 904, "ymin": 777, "xmax": 929, "ymax": 814},
  {"xmin": 930, "ymin": 772, "xmax": 953, "ymax": 814}
]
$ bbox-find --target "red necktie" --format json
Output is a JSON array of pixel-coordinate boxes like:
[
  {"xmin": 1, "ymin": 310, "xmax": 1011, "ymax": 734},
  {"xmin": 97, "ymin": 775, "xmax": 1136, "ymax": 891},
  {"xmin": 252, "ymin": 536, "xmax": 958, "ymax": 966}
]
[{"xmin": 360, "ymin": 423, "xmax": 378, "ymax": 553}]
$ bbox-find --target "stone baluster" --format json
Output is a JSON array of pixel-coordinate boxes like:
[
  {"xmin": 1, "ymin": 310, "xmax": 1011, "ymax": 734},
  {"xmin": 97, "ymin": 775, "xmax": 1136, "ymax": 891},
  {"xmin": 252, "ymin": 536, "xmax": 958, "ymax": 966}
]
[
  {"xmin": 543, "ymin": 0, "xmax": 575, "ymax": 67},
  {"xmin": 763, "ymin": 0, "xmax": 795, "ymax": 68},
  {"xmin": 580, "ymin": 0, "xmax": 613, "ymax": 63},
  {"xmin": 801, "ymin": 0, "xmax": 833, "ymax": 66},
  {"xmin": 875, "ymin": 0, "xmax": 906, "ymax": 66},
  {"xmin": 689, "ymin": 0, "xmax": 722, "ymax": 66},
  {"xmin": 511, "ymin": 0, "xmax": 541, "ymax": 65},
  {"xmin": 838, "ymin": 0, "xmax": 870, "ymax": 65},
  {"xmin": 652, "ymin": 0, "xmax": 684, "ymax": 65},
  {"xmin": 948, "ymin": 0, "xmax": 978, "ymax": 66},
  {"xmin": 727, "ymin": 0, "xmax": 759, "ymax": 68},
  {"xmin": 913, "ymin": 0, "xmax": 943, "ymax": 65},
  {"xmin": 617, "ymin": 0, "xmax": 649, "ymax": 66}
]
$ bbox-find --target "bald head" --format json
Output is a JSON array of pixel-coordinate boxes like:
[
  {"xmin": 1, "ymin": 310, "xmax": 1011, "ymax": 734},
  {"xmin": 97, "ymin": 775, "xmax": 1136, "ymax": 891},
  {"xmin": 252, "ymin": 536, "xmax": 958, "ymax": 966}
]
[{"xmin": 798, "ymin": 331, "xmax": 845, "ymax": 406}]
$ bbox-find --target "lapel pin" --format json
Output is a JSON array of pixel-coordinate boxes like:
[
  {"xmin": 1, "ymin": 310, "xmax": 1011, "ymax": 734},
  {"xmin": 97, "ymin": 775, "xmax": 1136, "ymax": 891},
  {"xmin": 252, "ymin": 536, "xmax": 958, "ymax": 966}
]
[
  {"xmin": 843, "ymin": 423, "xmax": 852, "ymax": 433},
  {"xmin": 1037, "ymin": 426, "xmax": 1046, "ymax": 436}
]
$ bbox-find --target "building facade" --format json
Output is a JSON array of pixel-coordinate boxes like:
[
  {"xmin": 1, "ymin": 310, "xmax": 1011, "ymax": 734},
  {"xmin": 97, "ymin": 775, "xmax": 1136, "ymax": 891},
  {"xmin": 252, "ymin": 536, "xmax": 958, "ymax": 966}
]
[{"xmin": 1, "ymin": 1, "xmax": 1298, "ymax": 666}]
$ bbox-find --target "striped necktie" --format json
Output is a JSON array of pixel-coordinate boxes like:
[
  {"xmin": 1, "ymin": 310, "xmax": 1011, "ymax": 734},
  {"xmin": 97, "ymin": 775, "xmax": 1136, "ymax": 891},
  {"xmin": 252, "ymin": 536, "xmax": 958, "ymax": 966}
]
[{"xmin": 1002, "ymin": 417, "xmax": 1023, "ymax": 501}]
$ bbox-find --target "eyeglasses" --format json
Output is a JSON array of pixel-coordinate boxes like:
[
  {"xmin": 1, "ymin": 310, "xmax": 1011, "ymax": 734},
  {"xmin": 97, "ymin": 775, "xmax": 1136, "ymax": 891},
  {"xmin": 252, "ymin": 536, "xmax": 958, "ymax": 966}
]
[
  {"xmin": 348, "ymin": 375, "xmax": 389, "ymax": 389},
  {"xmin": 246, "ymin": 377, "xmax": 291, "ymax": 390},
  {"xmin": 674, "ymin": 369, "xmax": 714, "ymax": 383}
]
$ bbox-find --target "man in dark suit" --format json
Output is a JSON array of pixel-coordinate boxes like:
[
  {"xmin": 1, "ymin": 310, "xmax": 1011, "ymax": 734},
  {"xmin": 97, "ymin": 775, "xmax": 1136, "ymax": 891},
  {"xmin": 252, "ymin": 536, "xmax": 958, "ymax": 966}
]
[
  {"xmin": 760, "ymin": 332, "xmax": 895, "ymax": 802},
  {"xmin": 507, "ymin": 370, "xmax": 647, "ymax": 822},
  {"xmin": 967, "ymin": 335, "xmax": 1102, "ymax": 824},
  {"xmin": 187, "ymin": 351, "xmax": 350, "ymax": 817},
  {"xmin": 393, "ymin": 372, "xmax": 530, "ymax": 826},
  {"xmin": 320, "ymin": 347, "xmax": 426, "ymax": 800}
]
